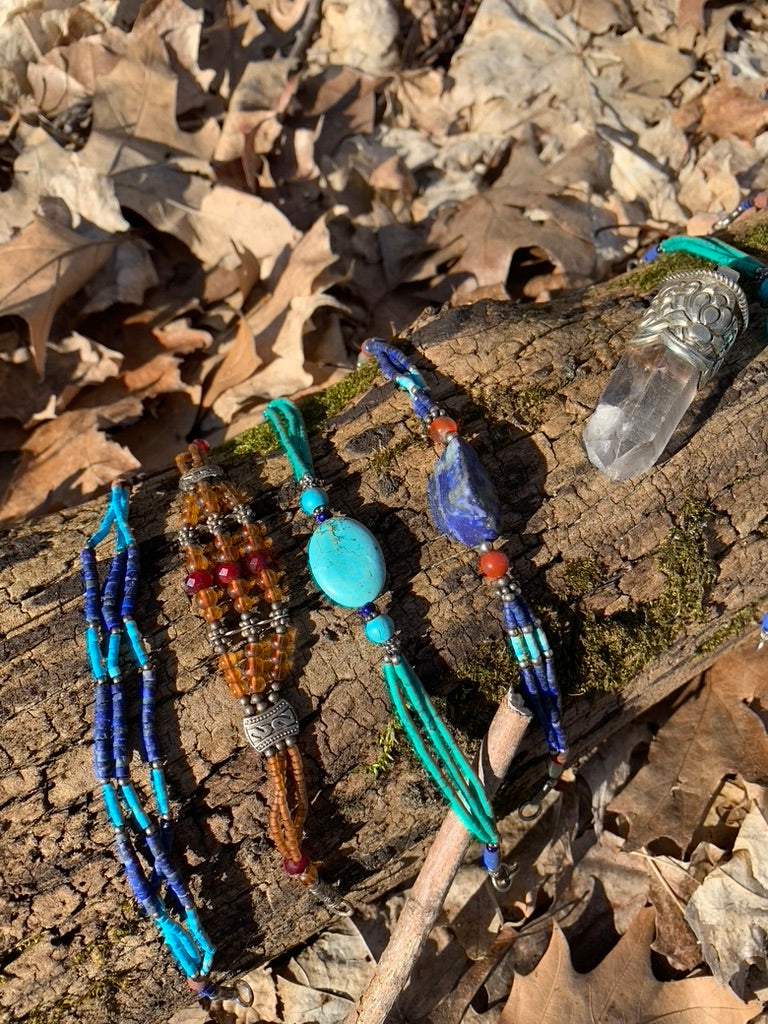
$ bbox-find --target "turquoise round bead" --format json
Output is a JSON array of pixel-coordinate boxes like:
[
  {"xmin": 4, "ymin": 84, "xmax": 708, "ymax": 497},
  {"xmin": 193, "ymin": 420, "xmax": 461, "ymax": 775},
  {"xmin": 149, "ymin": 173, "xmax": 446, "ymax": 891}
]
[
  {"xmin": 308, "ymin": 517, "xmax": 386, "ymax": 608},
  {"xmin": 364, "ymin": 614, "xmax": 395, "ymax": 645},
  {"xmin": 300, "ymin": 486, "xmax": 329, "ymax": 516}
]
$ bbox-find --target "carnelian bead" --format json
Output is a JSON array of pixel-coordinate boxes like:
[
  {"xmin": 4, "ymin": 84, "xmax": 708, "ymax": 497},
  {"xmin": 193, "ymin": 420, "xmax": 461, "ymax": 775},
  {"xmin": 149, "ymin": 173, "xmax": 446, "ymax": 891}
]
[
  {"xmin": 282, "ymin": 850, "xmax": 309, "ymax": 876},
  {"xmin": 215, "ymin": 561, "xmax": 241, "ymax": 584},
  {"xmin": 428, "ymin": 416, "xmax": 458, "ymax": 445},
  {"xmin": 478, "ymin": 550, "xmax": 509, "ymax": 579},
  {"xmin": 183, "ymin": 569, "xmax": 213, "ymax": 594},
  {"xmin": 244, "ymin": 550, "xmax": 272, "ymax": 575}
]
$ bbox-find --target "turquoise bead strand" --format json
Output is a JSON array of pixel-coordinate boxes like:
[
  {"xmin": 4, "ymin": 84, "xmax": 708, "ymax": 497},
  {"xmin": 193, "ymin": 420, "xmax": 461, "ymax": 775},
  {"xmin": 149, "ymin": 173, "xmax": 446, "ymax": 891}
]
[
  {"xmin": 81, "ymin": 483, "xmax": 252, "ymax": 1008},
  {"xmin": 264, "ymin": 399, "xmax": 507, "ymax": 880}
]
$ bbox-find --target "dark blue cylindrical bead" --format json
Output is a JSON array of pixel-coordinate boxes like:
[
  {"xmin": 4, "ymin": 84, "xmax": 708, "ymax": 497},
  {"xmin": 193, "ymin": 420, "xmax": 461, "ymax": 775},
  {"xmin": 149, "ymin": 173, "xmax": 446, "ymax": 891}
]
[
  {"xmin": 102, "ymin": 552, "xmax": 127, "ymax": 630},
  {"xmin": 121, "ymin": 547, "xmax": 140, "ymax": 618},
  {"xmin": 411, "ymin": 392, "xmax": 434, "ymax": 421}
]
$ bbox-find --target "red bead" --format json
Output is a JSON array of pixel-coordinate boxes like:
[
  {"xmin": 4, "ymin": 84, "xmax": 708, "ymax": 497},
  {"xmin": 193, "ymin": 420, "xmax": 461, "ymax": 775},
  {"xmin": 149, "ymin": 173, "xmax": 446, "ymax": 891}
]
[
  {"xmin": 183, "ymin": 569, "xmax": 213, "ymax": 594},
  {"xmin": 428, "ymin": 416, "xmax": 459, "ymax": 444},
  {"xmin": 191, "ymin": 439, "xmax": 210, "ymax": 453},
  {"xmin": 215, "ymin": 561, "xmax": 241, "ymax": 584},
  {"xmin": 478, "ymin": 551, "xmax": 509, "ymax": 579},
  {"xmin": 282, "ymin": 851, "xmax": 309, "ymax": 877},
  {"xmin": 244, "ymin": 551, "xmax": 272, "ymax": 575}
]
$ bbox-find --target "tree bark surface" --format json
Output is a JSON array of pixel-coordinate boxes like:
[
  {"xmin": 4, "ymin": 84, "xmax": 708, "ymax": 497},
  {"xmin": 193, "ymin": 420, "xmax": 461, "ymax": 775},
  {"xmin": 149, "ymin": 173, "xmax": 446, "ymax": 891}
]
[{"xmin": 2, "ymin": 266, "xmax": 767, "ymax": 1024}]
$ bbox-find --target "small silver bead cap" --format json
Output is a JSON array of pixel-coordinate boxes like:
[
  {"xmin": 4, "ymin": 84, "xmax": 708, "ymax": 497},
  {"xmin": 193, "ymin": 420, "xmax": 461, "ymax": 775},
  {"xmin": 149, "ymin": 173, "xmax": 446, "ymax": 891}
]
[
  {"xmin": 631, "ymin": 266, "xmax": 749, "ymax": 385},
  {"xmin": 178, "ymin": 464, "xmax": 224, "ymax": 491},
  {"xmin": 242, "ymin": 698, "xmax": 299, "ymax": 755}
]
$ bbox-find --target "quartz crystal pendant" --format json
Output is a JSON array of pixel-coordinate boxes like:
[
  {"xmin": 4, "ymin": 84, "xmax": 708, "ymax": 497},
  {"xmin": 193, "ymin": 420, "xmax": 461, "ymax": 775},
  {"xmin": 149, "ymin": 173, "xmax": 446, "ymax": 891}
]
[
  {"xmin": 582, "ymin": 267, "xmax": 749, "ymax": 481},
  {"xmin": 427, "ymin": 436, "xmax": 501, "ymax": 547}
]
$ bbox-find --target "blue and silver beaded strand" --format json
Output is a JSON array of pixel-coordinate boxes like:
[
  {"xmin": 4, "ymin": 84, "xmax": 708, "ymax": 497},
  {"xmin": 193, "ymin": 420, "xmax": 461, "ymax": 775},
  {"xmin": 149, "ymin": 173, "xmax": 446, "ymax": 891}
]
[
  {"xmin": 81, "ymin": 482, "xmax": 252, "ymax": 1007},
  {"xmin": 757, "ymin": 613, "xmax": 768, "ymax": 651},
  {"xmin": 362, "ymin": 340, "xmax": 568, "ymax": 819},
  {"xmin": 264, "ymin": 399, "xmax": 511, "ymax": 889}
]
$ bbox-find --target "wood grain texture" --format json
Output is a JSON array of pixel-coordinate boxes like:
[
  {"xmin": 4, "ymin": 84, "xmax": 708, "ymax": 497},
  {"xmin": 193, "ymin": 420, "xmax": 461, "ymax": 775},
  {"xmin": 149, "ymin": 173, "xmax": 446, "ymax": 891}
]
[{"xmin": 2, "ymin": 263, "xmax": 767, "ymax": 1023}]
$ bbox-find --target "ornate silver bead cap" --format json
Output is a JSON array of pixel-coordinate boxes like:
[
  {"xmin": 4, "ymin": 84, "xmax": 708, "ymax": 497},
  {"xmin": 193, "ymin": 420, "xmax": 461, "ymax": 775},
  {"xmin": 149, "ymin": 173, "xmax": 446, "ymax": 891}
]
[
  {"xmin": 630, "ymin": 267, "xmax": 749, "ymax": 386},
  {"xmin": 242, "ymin": 698, "xmax": 299, "ymax": 755}
]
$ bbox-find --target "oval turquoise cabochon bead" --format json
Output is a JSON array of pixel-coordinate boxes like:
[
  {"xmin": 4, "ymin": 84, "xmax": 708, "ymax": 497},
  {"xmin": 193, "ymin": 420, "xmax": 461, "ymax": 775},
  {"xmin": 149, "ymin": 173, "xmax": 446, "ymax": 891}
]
[{"xmin": 307, "ymin": 517, "xmax": 386, "ymax": 608}]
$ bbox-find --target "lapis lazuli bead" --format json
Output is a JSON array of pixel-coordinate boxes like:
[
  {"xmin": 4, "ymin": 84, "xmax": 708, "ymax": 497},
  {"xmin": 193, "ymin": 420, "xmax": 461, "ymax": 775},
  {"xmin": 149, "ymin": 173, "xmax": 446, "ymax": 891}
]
[
  {"xmin": 307, "ymin": 517, "xmax": 386, "ymax": 608},
  {"xmin": 427, "ymin": 437, "xmax": 501, "ymax": 547},
  {"xmin": 300, "ymin": 486, "xmax": 329, "ymax": 516},
  {"xmin": 364, "ymin": 614, "xmax": 395, "ymax": 645}
]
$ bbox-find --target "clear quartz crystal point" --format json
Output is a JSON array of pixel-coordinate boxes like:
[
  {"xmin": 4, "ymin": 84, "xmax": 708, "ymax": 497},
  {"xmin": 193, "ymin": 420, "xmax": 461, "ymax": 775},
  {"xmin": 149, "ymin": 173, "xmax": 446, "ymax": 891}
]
[{"xmin": 582, "ymin": 267, "xmax": 749, "ymax": 481}]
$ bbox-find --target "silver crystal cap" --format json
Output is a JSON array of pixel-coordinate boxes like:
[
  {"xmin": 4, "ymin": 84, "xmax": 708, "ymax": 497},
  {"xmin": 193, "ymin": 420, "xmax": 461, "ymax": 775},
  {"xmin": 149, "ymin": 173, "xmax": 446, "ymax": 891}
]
[{"xmin": 630, "ymin": 266, "xmax": 749, "ymax": 386}]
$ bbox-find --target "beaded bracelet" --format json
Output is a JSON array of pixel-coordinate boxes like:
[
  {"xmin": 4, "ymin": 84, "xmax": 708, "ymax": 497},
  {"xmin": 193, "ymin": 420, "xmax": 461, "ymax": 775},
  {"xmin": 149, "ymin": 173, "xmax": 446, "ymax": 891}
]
[
  {"xmin": 174, "ymin": 440, "xmax": 351, "ymax": 917},
  {"xmin": 263, "ymin": 399, "xmax": 512, "ymax": 890},
  {"xmin": 81, "ymin": 482, "xmax": 250, "ymax": 1005},
  {"xmin": 361, "ymin": 341, "xmax": 568, "ymax": 819}
]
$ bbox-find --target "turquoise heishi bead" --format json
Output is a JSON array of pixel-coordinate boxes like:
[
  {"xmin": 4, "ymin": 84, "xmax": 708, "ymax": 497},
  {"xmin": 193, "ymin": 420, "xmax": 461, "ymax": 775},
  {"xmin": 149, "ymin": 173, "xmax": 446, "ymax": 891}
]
[
  {"xmin": 364, "ymin": 614, "xmax": 395, "ymax": 645},
  {"xmin": 300, "ymin": 487, "xmax": 329, "ymax": 515},
  {"xmin": 308, "ymin": 517, "xmax": 386, "ymax": 608}
]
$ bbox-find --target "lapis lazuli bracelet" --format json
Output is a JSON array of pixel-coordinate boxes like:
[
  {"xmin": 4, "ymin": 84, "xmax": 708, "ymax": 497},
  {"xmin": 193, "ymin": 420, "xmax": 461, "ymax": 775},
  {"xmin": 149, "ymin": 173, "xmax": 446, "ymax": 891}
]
[
  {"xmin": 263, "ymin": 398, "xmax": 512, "ymax": 889},
  {"xmin": 81, "ymin": 483, "xmax": 254, "ymax": 1006},
  {"xmin": 362, "ymin": 341, "xmax": 568, "ymax": 818}
]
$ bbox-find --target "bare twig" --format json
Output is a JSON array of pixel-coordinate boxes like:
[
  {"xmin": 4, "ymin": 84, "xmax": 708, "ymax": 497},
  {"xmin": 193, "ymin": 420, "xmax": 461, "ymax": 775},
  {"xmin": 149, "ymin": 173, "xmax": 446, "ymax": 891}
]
[{"xmin": 344, "ymin": 692, "xmax": 532, "ymax": 1024}]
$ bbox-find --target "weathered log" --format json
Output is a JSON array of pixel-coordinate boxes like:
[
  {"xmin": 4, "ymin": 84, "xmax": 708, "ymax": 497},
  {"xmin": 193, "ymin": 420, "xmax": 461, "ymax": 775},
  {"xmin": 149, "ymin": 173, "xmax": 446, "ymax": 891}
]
[{"xmin": 2, "ymin": 241, "xmax": 767, "ymax": 1024}]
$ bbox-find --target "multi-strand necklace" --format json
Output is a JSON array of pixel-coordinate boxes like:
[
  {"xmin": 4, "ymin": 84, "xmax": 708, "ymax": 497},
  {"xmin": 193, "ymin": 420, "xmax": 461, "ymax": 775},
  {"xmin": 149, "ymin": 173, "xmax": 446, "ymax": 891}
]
[
  {"xmin": 81, "ymin": 481, "xmax": 232, "ymax": 1003},
  {"xmin": 362, "ymin": 341, "xmax": 568, "ymax": 818},
  {"xmin": 174, "ymin": 440, "xmax": 350, "ymax": 915},
  {"xmin": 264, "ymin": 398, "xmax": 512, "ymax": 889}
]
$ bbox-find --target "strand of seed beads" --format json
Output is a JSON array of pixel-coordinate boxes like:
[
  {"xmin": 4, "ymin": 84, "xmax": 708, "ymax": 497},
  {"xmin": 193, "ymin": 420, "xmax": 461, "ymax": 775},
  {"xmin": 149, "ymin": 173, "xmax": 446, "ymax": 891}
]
[
  {"xmin": 175, "ymin": 440, "xmax": 351, "ymax": 915},
  {"xmin": 263, "ymin": 399, "xmax": 512, "ymax": 890},
  {"xmin": 81, "ymin": 482, "xmax": 248, "ymax": 1005},
  {"xmin": 362, "ymin": 340, "xmax": 568, "ymax": 822}
]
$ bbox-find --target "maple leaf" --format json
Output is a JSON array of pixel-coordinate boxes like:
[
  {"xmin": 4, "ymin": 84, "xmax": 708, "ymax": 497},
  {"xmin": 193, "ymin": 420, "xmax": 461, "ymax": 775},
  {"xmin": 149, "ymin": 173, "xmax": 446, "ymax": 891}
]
[
  {"xmin": 0, "ymin": 215, "xmax": 116, "ymax": 376},
  {"xmin": 608, "ymin": 648, "xmax": 768, "ymax": 853},
  {"xmin": 500, "ymin": 907, "xmax": 755, "ymax": 1024}
]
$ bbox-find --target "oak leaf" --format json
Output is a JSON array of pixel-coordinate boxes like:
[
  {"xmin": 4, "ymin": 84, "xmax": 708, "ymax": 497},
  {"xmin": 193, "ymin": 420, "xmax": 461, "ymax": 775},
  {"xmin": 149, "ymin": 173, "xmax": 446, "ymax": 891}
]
[
  {"xmin": 608, "ymin": 648, "xmax": 768, "ymax": 853},
  {"xmin": 0, "ymin": 215, "xmax": 116, "ymax": 376},
  {"xmin": 685, "ymin": 806, "xmax": 768, "ymax": 998},
  {"xmin": 500, "ymin": 907, "xmax": 755, "ymax": 1024}
]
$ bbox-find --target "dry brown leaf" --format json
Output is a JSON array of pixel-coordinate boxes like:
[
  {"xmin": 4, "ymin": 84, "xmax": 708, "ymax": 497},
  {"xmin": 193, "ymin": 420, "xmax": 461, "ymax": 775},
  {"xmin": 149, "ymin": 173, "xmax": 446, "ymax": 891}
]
[
  {"xmin": 307, "ymin": 0, "xmax": 400, "ymax": 75},
  {"xmin": 0, "ymin": 400, "xmax": 141, "ymax": 526},
  {"xmin": 608, "ymin": 647, "xmax": 768, "ymax": 853},
  {"xmin": 204, "ymin": 210, "xmax": 344, "ymax": 412},
  {"xmin": 700, "ymin": 81, "xmax": 768, "ymax": 142},
  {"xmin": 79, "ymin": 31, "xmax": 220, "ymax": 256},
  {"xmin": 500, "ymin": 907, "xmax": 755, "ymax": 1024},
  {"xmin": 0, "ymin": 216, "xmax": 116, "ymax": 376},
  {"xmin": 685, "ymin": 805, "xmax": 768, "ymax": 998},
  {"xmin": 0, "ymin": 125, "xmax": 128, "ymax": 242}
]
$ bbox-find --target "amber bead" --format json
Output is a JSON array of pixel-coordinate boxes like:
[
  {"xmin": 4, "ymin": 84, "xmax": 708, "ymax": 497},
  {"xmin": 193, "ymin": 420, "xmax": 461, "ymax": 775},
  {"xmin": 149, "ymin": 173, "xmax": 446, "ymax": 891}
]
[
  {"xmin": 184, "ymin": 545, "xmax": 208, "ymax": 571},
  {"xmin": 428, "ymin": 416, "xmax": 459, "ymax": 445},
  {"xmin": 478, "ymin": 550, "xmax": 509, "ymax": 579},
  {"xmin": 299, "ymin": 863, "xmax": 319, "ymax": 887}
]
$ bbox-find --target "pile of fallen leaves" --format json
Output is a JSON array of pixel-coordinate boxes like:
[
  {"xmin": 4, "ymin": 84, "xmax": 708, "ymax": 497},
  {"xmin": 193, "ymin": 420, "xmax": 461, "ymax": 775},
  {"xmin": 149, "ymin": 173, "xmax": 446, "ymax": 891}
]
[
  {"xmin": 167, "ymin": 643, "xmax": 767, "ymax": 1024},
  {"xmin": 1, "ymin": 0, "xmax": 767, "ymax": 525}
]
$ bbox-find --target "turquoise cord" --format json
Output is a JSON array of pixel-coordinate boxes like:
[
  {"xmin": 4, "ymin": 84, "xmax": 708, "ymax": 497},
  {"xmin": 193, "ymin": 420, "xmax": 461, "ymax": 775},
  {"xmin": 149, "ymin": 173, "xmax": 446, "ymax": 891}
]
[
  {"xmin": 263, "ymin": 399, "xmax": 315, "ymax": 482},
  {"xmin": 657, "ymin": 236, "xmax": 768, "ymax": 303},
  {"xmin": 383, "ymin": 659, "xmax": 497, "ymax": 845}
]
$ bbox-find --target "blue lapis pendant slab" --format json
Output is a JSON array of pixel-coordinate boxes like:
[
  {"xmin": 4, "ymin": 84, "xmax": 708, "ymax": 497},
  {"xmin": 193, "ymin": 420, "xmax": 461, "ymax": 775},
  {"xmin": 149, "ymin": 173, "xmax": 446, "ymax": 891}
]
[
  {"xmin": 427, "ymin": 437, "xmax": 501, "ymax": 547},
  {"xmin": 308, "ymin": 516, "xmax": 386, "ymax": 608}
]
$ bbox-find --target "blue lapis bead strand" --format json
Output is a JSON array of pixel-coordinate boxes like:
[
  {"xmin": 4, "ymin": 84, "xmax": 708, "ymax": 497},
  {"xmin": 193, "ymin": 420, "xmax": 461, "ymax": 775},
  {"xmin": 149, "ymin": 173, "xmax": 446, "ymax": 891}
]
[
  {"xmin": 81, "ymin": 483, "xmax": 218, "ymax": 993},
  {"xmin": 264, "ymin": 399, "xmax": 502, "ymax": 861},
  {"xmin": 363, "ymin": 340, "xmax": 568, "ymax": 802}
]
